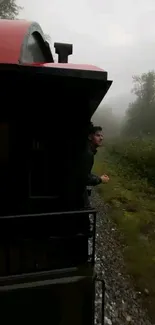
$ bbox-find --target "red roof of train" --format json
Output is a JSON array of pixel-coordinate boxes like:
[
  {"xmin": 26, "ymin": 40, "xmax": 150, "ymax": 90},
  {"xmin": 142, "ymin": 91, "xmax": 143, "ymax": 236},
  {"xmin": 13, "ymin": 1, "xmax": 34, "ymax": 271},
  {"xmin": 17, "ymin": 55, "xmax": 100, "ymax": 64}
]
[
  {"xmin": 29, "ymin": 62, "xmax": 104, "ymax": 72},
  {"xmin": 0, "ymin": 19, "xmax": 105, "ymax": 73},
  {"xmin": 0, "ymin": 20, "xmax": 31, "ymax": 64}
]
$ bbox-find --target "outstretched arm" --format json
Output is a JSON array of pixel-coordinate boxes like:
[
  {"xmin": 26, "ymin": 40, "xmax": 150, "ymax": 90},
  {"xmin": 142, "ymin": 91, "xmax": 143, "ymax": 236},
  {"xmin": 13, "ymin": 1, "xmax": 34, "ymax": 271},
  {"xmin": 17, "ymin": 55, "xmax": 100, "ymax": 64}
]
[
  {"xmin": 87, "ymin": 173, "xmax": 102, "ymax": 186},
  {"xmin": 87, "ymin": 174, "xmax": 109, "ymax": 186}
]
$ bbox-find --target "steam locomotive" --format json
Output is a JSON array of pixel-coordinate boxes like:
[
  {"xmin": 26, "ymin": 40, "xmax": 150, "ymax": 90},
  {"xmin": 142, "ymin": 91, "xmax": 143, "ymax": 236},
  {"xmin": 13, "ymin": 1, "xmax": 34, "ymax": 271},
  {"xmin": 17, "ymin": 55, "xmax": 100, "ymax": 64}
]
[{"xmin": 0, "ymin": 19, "xmax": 112, "ymax": 324}]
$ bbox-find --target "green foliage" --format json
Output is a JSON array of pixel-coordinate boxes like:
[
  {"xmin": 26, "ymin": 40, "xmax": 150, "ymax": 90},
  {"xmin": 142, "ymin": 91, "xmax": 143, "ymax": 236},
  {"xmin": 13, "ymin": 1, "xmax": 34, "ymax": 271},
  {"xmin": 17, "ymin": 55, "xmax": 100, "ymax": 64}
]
[
  {"xmin": 0, "ymin": 0, "xmax": 22, "ymax": 19},
  {"xmin": 94, "ymin": 71, "xmax": 155, "ymax": 139},
  {"xmin": 94, "ymin": 147, "xmax": 155, "ymax": 321},
  {"xmin": 123, "ymin": 71, "xmax": 155, "ymax": 136},
  {"xmin": 107, "ymin": 137, "xmax": 155, "ymax": 184},
  {"xmin": 94, "ymin": 69, "xmax": 155, "ymax": 321}
]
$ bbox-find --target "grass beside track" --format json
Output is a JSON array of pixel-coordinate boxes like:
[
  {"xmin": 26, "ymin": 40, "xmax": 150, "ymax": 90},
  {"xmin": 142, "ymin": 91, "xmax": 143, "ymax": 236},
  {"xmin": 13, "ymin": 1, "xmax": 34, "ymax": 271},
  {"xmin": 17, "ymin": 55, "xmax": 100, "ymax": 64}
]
[{"xmin": 93, "ymin": 148, "xmax": 155, "ymax": 322}]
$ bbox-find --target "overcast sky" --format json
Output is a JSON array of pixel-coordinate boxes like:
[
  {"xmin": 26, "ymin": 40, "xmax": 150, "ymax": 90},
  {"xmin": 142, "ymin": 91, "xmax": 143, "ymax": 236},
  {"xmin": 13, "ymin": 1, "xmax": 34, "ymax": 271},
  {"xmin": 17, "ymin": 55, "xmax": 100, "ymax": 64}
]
[{"xmin": 17, "ymin": 0, "xmax": 155, "ymax": 105}]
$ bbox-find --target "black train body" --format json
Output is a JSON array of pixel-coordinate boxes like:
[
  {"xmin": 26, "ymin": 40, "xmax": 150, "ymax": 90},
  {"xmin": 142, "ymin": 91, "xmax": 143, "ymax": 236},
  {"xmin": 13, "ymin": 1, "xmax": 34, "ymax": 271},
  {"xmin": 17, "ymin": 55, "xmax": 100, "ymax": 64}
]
[{"xmin": 0, "ymin": 23, "xmax": 112, "ymax": 325}]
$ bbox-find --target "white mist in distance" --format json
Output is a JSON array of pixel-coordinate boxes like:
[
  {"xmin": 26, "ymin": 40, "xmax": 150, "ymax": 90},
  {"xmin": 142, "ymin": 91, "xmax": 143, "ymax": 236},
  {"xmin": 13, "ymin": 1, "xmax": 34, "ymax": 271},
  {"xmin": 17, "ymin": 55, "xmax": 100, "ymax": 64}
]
[{"xmin": 17, "ymin": 0, "xmax": 155, "ymax": 115}]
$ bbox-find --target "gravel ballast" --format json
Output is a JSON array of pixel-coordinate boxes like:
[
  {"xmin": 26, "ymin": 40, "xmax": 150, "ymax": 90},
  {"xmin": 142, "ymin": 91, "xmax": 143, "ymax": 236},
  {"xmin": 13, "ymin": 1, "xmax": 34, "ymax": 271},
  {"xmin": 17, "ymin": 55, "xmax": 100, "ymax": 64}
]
[{"xmin": 91, "ymin": 190, "xmax": 152, "ymax": 325}]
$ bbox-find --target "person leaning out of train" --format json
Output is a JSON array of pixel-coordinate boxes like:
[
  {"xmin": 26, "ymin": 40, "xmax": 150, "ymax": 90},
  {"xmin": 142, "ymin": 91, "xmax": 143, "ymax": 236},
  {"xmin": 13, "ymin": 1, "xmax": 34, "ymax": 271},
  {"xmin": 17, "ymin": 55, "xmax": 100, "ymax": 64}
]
[{"xmin": 87, "ymin": 124, "xmax": 109, "ymax": 189}]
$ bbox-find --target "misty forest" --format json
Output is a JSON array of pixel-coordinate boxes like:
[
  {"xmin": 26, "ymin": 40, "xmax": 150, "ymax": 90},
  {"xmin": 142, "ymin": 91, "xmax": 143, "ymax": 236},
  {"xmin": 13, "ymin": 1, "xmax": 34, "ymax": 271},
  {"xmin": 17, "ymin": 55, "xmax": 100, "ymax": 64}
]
[
  {"xmin": 2, "ymin": 0, "xmax": 155, "ymax": 323},
  {"xmin": 93, "ymin": 70, "xmax": 155, "ymax": 319}
]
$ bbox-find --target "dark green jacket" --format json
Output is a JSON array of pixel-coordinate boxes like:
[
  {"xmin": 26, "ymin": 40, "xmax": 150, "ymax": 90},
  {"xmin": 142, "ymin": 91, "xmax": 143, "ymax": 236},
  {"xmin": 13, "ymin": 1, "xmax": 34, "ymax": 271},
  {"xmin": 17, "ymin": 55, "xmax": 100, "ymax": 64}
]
[{"xmin": 86, "ymin": 143, "xmax": 102, "ymax": 186}]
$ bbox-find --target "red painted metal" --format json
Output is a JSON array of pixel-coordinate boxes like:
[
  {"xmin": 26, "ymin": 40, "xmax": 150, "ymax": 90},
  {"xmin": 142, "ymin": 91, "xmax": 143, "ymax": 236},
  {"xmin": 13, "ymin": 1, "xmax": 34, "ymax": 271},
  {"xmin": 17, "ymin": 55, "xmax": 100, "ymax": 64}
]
[
  {"xmin": 29, "ymin": 62, "xmax": 105, "ymax": 72},
  {"xmin": 0, "ymin": 19, "xmax": 104, "ymax": 73},
  {"xmin": 0, "ymin": 19, "xmax": 31, "ymax": 64}
]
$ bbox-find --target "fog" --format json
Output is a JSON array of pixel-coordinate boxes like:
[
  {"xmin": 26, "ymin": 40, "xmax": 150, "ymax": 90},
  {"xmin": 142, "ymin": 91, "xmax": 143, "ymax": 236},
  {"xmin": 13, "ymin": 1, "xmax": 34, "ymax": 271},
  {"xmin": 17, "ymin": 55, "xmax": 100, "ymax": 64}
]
[{"xmin": 17, "ymin": 0, "xmax": 155, "ymax": 114}]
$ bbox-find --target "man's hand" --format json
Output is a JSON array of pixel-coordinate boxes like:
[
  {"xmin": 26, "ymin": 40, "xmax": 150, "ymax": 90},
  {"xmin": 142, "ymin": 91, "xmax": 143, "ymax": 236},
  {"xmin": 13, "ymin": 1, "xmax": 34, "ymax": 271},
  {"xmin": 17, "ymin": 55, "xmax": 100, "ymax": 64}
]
[{"xmin": 100, "ymin": 174, "xmax": 109, "ymax": 183}]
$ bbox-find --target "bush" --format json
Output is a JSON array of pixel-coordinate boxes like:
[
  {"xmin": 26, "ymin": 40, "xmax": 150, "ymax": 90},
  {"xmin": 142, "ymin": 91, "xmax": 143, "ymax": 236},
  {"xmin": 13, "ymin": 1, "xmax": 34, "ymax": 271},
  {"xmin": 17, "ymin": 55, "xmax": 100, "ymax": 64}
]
[{"xmin": 106, "ymin": 137, "xmax": 155, "ymax": 184}]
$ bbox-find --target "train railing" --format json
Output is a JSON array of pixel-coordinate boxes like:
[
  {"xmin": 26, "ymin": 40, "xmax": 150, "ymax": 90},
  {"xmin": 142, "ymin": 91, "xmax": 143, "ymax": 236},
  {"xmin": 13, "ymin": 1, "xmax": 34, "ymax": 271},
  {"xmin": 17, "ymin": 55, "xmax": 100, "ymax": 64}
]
[
  {"xmin": 0, "ymin": 208, "xmax": 106, "ymax": 324},
  {"xmin": 0, "ymin": 209, "xmax": 96, "ymax": 276}
]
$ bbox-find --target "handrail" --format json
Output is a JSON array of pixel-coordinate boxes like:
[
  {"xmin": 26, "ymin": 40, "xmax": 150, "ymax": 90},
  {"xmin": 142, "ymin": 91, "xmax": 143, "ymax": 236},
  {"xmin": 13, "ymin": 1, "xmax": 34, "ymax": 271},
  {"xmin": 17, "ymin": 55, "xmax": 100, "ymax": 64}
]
[{"xmin": 0, "ymin": 208, "xmax": 97, "ymax": 220}]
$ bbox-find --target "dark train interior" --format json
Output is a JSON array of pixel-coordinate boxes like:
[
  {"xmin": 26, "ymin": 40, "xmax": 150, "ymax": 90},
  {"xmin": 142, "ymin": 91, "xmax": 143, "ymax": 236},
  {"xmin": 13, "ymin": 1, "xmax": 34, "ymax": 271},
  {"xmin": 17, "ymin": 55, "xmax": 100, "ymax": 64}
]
[
  {"xmin": 0, "ymin": 28, "xmax": 110, "ymax": 325},
  {"xmin": 0, "ymin": 64, "xmax": 111, "ymax": 216},
  {"xmin": 0, "ymin": 63, "xmax": 110, "ymax": 279},
  {"xmin": 0, "ymin": 266, "xmax": 95, "ymax": 325}
]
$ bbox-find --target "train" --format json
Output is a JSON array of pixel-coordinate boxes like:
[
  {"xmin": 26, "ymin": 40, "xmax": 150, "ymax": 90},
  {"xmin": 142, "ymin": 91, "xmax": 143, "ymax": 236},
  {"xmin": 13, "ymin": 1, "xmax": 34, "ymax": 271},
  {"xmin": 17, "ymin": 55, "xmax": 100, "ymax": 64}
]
[{"xmin": 0, "ymin": 19, "xmax": 112, "ymax": 324}]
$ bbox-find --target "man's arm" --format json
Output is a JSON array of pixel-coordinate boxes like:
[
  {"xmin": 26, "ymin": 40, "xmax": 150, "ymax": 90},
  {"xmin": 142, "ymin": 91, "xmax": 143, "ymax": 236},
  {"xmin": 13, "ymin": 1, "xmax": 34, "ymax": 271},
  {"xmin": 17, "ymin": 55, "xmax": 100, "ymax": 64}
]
[
  {"xmin": 87, "ymin": 173, "xmax": 102, "ymax": 186},
  {"xmin": 87, "ymin": 173, "xmax": 109, "ymax": 186}
]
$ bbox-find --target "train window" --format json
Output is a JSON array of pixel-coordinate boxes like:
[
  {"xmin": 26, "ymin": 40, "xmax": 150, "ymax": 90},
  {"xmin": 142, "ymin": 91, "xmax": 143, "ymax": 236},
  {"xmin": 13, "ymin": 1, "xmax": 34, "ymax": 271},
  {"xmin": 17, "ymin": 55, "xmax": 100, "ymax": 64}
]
[{"xmin": 22, "ymin": 33, "xmax": 46, "ymax": 63}]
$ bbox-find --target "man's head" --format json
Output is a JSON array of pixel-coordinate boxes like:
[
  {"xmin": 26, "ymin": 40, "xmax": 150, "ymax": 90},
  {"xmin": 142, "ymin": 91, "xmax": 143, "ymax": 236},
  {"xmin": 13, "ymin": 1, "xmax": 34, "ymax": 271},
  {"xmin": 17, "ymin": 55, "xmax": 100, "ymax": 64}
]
[{"xmin": 88, "ymin": 123, "xmax": 103, "ymax": 148}]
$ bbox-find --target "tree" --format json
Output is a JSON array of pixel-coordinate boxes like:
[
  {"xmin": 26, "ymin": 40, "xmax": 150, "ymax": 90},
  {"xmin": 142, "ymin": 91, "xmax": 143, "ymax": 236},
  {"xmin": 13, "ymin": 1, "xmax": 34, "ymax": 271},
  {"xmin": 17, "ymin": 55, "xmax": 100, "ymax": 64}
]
[
  {"xmin": 0, "ymin": 0, "xmax": 22, "ymax": 19},
  {"xmin": 132, "ymin": 72, "xmax": 155, "ymax": 102},
  {"xmin": 122, "ymin": 71, "xmax": 155, "ymax": 137}
]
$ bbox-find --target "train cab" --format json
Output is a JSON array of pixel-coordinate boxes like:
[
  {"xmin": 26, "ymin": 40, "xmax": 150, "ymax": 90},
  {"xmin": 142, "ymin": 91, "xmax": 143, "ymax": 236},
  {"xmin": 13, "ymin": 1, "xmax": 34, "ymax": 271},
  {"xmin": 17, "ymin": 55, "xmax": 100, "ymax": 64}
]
[{"xmin": 0, "ymin": 19, "xmax": 112, "ymax": 325}]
